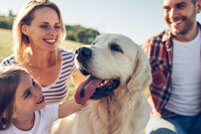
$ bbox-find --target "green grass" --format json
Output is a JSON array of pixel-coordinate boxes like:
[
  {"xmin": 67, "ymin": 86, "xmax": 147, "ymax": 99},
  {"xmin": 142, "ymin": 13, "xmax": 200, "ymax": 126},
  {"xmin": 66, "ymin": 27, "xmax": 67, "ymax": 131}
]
[{"xmin": 0, "ymin": 28, "xmax": 13, "ymax": 61}]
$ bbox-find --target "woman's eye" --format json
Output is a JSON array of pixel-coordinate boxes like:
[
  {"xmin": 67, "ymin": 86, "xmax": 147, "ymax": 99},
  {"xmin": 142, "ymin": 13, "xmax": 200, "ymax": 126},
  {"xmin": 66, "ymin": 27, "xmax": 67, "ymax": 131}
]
[
  {"xmin": 40, "ymin": 25, "xmax": 48, "ymax": 29},
  {"xmin": 55, "ymin": 25, "xmax": 61, "ymax": 29},
  {"xmin": 24, "ymin": 90, "xmax": 31, "ymax": 98},
  {"xmin": 110, "ymin": 43, "xmax": 123, "ymax": 53}
]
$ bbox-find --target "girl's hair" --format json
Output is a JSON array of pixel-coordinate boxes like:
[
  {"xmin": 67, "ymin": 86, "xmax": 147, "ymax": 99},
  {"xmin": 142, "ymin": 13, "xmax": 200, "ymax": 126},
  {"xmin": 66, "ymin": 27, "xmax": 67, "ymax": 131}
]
[
  {"xmin": 13, "ymin": 0, "xmax": 66, "ymax": 66},
  {"xmin": 0, "ymin": 65, "xmax": 28, "ymax": 130},
  {"xmin": 192, "ymin": 0, "xmax": 196, "ymax": 4}
]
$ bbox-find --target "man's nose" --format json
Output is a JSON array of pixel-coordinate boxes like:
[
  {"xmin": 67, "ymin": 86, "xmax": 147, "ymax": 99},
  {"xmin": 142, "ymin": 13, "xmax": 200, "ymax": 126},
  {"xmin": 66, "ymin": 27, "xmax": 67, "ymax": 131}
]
[{"xmin": 169, "ymin": 8, "xmax": 179, "ymax": 19}]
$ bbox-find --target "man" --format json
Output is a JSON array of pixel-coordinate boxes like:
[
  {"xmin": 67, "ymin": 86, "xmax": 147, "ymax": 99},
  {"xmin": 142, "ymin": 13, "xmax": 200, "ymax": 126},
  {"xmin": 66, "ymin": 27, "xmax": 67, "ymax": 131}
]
[{"xmin": 143, "ymin": 0, "xmax": 201, "ymax": 133}]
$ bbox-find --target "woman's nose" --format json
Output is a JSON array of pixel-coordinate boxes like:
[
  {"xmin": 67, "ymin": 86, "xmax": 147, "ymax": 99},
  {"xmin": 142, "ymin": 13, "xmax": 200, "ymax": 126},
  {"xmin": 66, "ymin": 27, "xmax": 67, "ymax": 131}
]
[{"xmin": 49, "ymin": 27, "xmax": 59, "ymax": 36}]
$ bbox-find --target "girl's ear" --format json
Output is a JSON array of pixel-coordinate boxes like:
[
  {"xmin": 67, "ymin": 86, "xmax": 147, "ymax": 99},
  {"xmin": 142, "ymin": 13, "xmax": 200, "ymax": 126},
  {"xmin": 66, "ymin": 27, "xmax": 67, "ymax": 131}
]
[
  {"xmin": 21, "ymin": 24, "xmax": 29, "ymax": 36},
  {"xmin": 1, "ymin": 110, "xmax": 8, "ymax": 118}
]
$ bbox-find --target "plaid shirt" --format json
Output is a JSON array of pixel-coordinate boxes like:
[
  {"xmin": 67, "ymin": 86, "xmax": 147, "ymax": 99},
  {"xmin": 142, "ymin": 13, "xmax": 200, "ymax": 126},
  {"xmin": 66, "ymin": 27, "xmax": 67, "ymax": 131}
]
[{"xmin": 142, "ymin": 23, "xmax": 201, "ymax": 117}]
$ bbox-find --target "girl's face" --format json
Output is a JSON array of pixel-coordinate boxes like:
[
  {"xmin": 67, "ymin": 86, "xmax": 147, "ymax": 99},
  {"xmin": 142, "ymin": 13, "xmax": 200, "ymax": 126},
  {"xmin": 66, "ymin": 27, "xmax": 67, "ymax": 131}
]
[
  {"xmin": 21, "ymin": 7, "xmax": 61, "ymax": 52},
  {"xmin": 13, "ymin": 72, "xmax": 45, "ymax": 118}
]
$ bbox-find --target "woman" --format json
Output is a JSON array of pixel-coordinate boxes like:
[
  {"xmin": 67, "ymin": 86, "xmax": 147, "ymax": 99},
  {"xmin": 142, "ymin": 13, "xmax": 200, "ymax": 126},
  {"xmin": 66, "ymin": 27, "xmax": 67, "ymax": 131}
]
[{"xmin": 1, "ymin": 0, "xmax": 85, "ymax": 104}]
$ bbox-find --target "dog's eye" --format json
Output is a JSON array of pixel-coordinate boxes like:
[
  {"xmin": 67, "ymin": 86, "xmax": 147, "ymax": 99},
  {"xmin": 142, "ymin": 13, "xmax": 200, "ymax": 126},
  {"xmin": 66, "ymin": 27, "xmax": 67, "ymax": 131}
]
[
  {"xmin": 91, "ymin": 41, "xmax": 96, "ymax": 45},
  {"xmin": 110, "ymin": 43, "xmax": 123, "ymax": 53}
]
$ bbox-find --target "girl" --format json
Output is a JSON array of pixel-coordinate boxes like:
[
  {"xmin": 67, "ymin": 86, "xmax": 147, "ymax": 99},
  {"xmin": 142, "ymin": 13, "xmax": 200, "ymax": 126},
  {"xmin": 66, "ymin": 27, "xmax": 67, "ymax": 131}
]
[{"xmin": 0, "ymin": 65, "xmax": 83, "ymax": 134}]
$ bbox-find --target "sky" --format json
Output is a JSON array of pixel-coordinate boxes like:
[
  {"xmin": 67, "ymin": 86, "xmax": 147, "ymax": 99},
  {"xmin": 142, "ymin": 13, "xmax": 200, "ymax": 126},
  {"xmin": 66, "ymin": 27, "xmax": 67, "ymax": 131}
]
[{"xmin": 1, "ymin": 0, "xmax": 201, "ymax": 45}]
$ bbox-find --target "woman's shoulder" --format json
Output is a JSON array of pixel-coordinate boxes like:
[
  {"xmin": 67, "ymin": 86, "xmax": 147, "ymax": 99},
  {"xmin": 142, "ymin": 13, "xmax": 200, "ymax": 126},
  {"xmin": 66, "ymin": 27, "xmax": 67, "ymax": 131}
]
[
  {"xmin": 1, "ymin": 54, "xmax": 17, "ymax": 66},
  {"xmin": 60, "ymin": 49, "xmax": 75, "ymax": 57},
  {"xmin": 60, "ymin": 49, "xmax": 76, "ymax": 62}
]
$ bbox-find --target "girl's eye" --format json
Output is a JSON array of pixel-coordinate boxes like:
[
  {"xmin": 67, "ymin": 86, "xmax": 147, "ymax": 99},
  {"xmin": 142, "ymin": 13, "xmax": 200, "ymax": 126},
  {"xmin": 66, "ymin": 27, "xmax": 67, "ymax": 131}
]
[
  {"xmin": 24, "ymin": 90, "xmax": 31, "ymax": 98},
  {"xmin": 32, "ymin": 80, "xmax": 36, "ymax": 87}
]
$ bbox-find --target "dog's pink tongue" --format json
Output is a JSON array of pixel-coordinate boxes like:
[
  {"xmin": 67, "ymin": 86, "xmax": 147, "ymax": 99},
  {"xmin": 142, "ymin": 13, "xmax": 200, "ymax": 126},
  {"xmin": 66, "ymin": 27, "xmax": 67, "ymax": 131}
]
[{"xmin": 74, "ymin": 76, "xmax": 102, "ymax": 105}]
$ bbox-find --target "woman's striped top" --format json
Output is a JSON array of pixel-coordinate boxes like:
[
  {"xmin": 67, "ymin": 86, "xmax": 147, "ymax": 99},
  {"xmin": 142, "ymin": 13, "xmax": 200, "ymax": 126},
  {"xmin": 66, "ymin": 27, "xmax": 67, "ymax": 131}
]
[{"xmin": 1, "ymin": 50, "xmax": 77, "ymax": 104}]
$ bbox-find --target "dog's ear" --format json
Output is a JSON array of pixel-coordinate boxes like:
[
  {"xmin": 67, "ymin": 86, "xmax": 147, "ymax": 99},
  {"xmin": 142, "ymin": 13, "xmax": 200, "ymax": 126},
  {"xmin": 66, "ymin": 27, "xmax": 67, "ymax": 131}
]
[{"xmin": 127, "ymin": 47, "xmax": 152, "ymax": 91}]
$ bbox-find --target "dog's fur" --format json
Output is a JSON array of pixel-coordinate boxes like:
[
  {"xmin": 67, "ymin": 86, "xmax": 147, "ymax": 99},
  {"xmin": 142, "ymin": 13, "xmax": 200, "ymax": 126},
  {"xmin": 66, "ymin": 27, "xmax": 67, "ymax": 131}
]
[{"xmin": 52, "ymin": 34, "xmax": 152, "ymax": 134}]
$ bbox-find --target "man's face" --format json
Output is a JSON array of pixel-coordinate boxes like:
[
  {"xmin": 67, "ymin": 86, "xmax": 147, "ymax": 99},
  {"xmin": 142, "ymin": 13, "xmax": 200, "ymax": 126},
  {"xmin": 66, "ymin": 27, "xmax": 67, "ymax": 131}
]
[{"xmin": 162, "ymin": 0, "xmax": 198, "ymax": 39}]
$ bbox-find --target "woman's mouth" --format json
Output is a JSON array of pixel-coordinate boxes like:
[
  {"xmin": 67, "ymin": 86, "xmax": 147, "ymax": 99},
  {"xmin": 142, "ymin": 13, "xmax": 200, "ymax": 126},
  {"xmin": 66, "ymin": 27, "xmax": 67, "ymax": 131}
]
[{"xmin": 43, "ymin": 39, "xmax": 57, "ymax": 45}]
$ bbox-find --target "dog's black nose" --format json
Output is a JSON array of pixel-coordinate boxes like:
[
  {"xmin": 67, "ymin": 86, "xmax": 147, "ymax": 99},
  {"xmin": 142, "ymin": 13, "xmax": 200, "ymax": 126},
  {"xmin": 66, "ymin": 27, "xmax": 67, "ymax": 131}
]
[{"xmin": 76, "ymin": 47, "xmax": 92, "ymax": 61}]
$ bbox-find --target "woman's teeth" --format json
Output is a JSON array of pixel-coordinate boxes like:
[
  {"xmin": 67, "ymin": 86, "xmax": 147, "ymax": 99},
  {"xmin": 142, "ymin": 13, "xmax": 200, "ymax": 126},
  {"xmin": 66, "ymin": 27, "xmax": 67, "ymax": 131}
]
[{"xmin": 45, "ymin": 39, "xmax": 56, "ymax": 43}]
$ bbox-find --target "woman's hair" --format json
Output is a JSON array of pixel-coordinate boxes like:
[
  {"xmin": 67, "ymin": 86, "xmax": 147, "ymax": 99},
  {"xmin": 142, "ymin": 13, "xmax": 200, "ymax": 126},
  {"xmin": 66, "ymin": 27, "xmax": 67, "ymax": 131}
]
[
  {"xmin": 13, "ymin": 0, "xmax": 66, "ymax": 66},
  {"xmin": 0, "ymin": 65, "xmax": 28, "ymax": 130}
]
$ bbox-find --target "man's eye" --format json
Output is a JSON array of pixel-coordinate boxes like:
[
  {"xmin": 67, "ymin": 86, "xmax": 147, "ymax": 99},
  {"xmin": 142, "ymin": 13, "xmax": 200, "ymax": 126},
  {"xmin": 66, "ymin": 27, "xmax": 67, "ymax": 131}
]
[
  {"xmin": 24, "ymin": 90, "xmax": 31, "ymax": 98},
  {"xmin": 176, "ymin": 4, "xmax": 185, "ymax": 9},
  {"xmin": 163, "ymin": 6, "xmax": 170, "ymax": 11}
]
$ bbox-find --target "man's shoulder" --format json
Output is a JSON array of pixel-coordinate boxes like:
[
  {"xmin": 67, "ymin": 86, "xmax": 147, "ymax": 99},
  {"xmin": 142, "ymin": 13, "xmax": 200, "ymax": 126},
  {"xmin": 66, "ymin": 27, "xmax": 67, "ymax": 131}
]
[
  {"xmin": 147, "ymin": 30, "xmax": 169, "ymax": 43},
  {"xmin": 142, "ymin": 29, "xmax": 170, "ymax": 50}
]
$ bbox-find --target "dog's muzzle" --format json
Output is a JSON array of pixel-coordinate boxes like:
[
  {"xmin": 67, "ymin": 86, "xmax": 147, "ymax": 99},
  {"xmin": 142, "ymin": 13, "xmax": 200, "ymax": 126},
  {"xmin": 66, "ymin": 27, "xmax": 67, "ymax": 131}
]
[{"xmin": 76, "ymin": 47, "xmax": 92, "ymax": 63}]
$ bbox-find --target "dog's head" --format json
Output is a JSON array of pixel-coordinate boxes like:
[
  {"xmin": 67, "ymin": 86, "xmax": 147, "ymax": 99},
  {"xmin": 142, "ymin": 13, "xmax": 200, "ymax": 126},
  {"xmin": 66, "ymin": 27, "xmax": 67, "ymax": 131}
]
[{"xmin": 74, "ymin": 34, "xmax": 152, "ymax": 105}]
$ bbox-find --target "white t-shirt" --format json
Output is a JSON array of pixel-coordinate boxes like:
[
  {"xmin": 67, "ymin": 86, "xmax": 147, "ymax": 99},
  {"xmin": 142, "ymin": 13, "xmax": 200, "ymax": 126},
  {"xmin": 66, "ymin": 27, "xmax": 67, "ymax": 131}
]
[
  {"xmin": 0, "ymin": 104, "xmax": 59, "ymax": 134},
  {"xmin": 165, "ymin": 29, "xmax": 201, "ymax": 116}
]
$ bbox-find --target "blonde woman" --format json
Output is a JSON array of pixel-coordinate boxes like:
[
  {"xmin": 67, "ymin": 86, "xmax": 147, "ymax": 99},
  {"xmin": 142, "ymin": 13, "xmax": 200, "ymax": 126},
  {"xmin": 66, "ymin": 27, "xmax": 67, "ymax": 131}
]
[{"xmin": 1, "ymin": 0, "xmax": 85, "ymax": 104}]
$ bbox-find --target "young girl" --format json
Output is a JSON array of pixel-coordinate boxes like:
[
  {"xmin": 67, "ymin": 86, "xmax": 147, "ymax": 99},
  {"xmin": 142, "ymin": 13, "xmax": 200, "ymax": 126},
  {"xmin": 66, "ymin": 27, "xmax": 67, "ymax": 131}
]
[{"xmin": 0, "ymin": 65, "xmax": 83, "ymax": 134}]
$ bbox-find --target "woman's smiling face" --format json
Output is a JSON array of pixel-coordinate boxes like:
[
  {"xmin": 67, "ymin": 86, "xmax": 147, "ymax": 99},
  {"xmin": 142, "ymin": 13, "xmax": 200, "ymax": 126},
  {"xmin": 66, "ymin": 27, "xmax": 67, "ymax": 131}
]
[{"xmin": 21, "ymin": 7, "xmax": 62, "ymax": 52}]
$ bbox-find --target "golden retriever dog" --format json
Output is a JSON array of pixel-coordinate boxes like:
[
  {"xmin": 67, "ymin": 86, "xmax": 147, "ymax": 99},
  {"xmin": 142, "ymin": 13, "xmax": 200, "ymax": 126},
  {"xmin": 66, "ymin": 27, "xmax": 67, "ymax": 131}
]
[{"xmin": 52, "ymin": 34, "xmax": 152, "ymax": 134}]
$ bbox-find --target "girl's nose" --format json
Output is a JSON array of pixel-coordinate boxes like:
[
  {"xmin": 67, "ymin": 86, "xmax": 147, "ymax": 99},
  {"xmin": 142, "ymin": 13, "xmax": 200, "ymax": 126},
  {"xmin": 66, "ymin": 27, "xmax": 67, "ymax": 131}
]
[{"xmin": 33, "ymin": 84, "xmax": 42, "ymax": 97}]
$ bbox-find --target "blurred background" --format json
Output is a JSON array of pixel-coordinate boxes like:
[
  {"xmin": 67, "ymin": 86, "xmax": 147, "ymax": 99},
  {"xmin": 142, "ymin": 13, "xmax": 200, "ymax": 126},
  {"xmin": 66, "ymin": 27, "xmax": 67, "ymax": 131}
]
[
  {"xmin": 1, "ymin": 0, "xmax": 201, "ymax": 99},
  {"xmin": 1, "ymin": 0, "xmax": 200, "ymax": 45}
]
